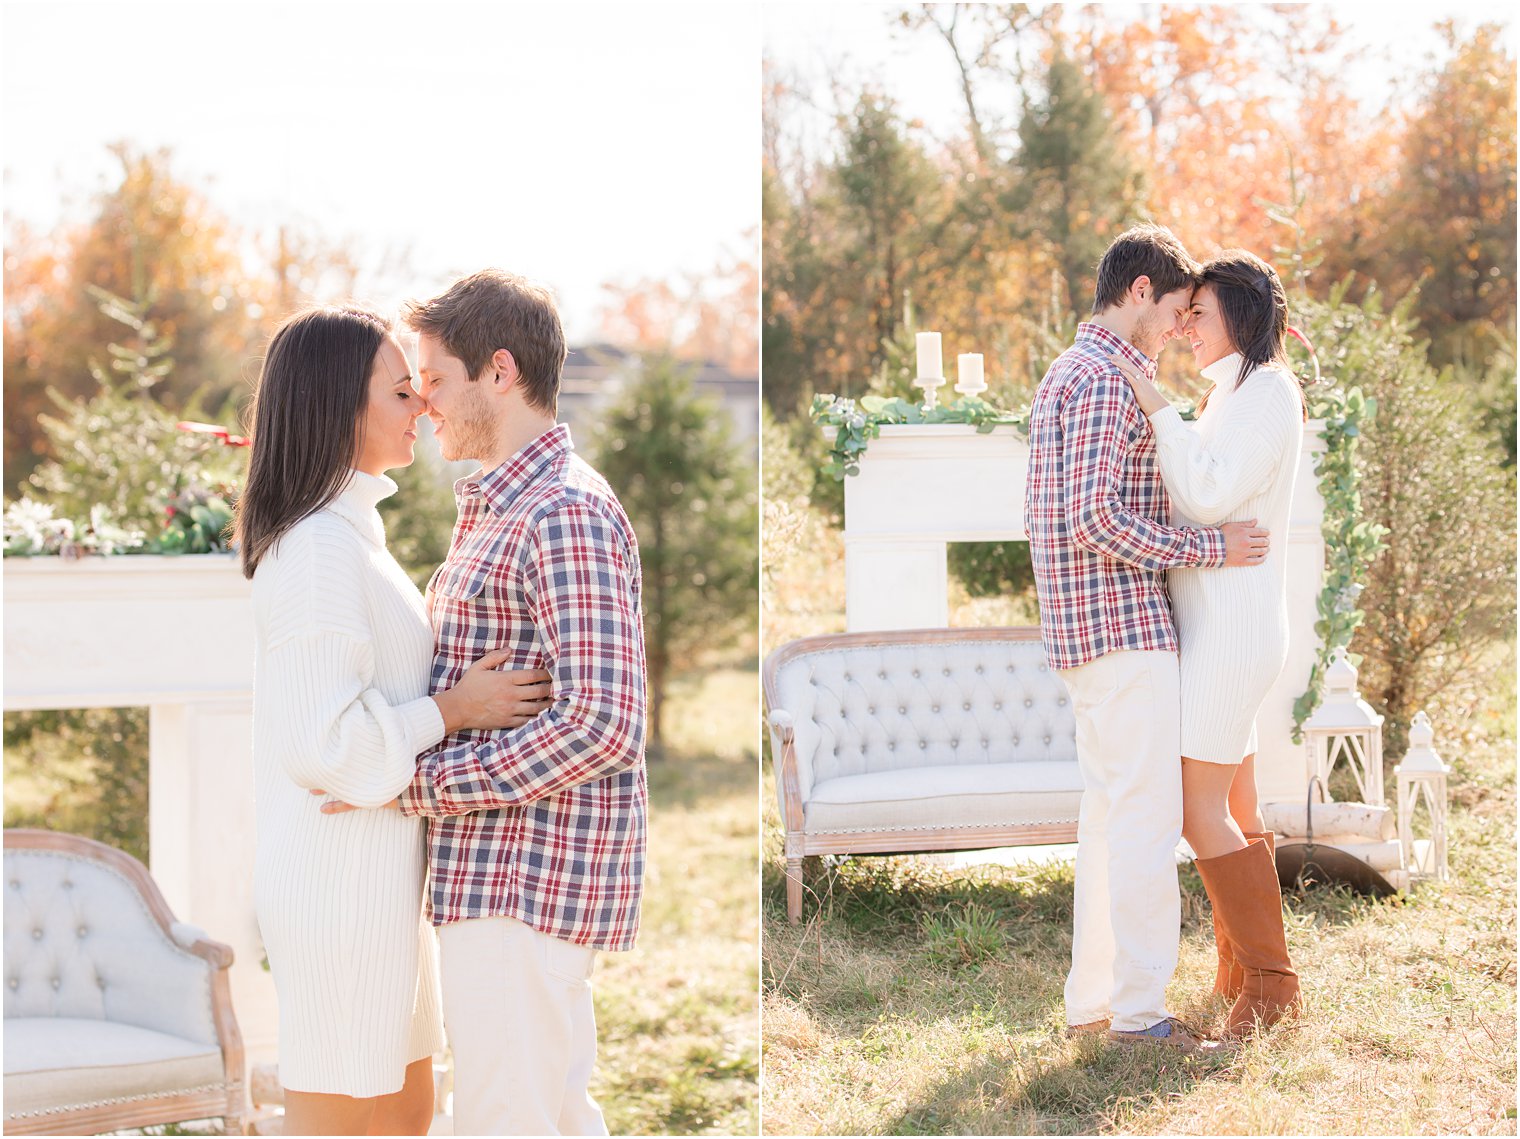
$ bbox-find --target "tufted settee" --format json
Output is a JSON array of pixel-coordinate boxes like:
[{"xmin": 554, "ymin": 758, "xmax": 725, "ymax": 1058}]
[
  {"xmin": 3, "ymin": 830, "xmax": 245, "ymax": 1136},
  {"xmin": 764, "ymin": 627, "xmax": 1081, "ymax": 923}
]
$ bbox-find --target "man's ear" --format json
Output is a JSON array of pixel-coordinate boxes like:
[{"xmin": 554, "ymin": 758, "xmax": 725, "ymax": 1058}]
[
  {"xmin": 489, "ymin": 347, "xmax": 520, "ymax": 392},
  {"xmin": 1130, "ymin": 274, "xmax": 1152, "ymax": 305}
]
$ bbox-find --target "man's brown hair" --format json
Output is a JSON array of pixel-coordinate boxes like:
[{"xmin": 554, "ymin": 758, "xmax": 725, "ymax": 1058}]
[
  {"xmin": 1091, "ymin": 223, "xmax": 1202, "ymax": 314},
  {"xmin": 402, "ymin": 269, "xmax": 566, "ymax": 414}
]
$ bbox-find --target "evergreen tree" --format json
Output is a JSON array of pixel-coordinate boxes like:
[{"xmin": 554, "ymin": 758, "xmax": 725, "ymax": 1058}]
[
  {"xmin": 24, "ymin": 286, "xmax": 245, "ymax": 537},
  {"xmin": 591, "ymin": 354, "xmax": 758, "ymax": 749},
  {"xmin": 1004, "ymin": 50, "xmax": 1141, "ymax": 316}
]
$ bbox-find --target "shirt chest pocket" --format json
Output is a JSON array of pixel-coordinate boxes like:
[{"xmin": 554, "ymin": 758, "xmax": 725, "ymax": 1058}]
[{"xmin": 427, "ymin": 560, "xmax": 493, "ymax": 609}]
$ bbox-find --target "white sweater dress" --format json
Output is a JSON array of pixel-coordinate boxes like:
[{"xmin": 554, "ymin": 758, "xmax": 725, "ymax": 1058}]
[
  {"xmin": 1152, "ymin": 353, "xmax": 1305, "ymax": 764},
  {"xmin": 251, "ymin": 471, "xmax": 447, "ymax": 1096}
]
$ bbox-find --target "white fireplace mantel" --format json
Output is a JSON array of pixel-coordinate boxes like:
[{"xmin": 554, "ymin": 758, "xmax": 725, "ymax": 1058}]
[{"xmin": 3, "ymin": 554, "xmax": 276, "ymax": 1069}]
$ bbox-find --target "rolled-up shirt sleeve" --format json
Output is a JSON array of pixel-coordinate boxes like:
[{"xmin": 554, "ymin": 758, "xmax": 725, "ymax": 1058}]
[{"xmin": 400, "ymin": 502, "xmax": 646, "ymax": 817}]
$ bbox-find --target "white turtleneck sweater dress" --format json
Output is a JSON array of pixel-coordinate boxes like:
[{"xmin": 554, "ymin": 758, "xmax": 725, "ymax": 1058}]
[
  {"xmin": 1151, "ymin": 353, "xmax": 1305, "ymax": 764},
  {"xmin": 251, "ymin": 471, "xmax": 447, "ymax": 1096}
]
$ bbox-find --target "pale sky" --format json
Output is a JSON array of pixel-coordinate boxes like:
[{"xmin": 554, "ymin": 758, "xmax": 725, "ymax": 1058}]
[
  {"xmin": 765, "ymin": 2, "xmax": 1516, "ymax": 165},
  {"xmin": 2, "ymin": 1, "xmax": 760, "ymax": 340}
]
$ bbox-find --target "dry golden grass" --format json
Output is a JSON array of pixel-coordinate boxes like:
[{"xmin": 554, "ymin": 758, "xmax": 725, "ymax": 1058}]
[
  {"xmin": 593, "ymin": 667, "xmax": 759, "ymax": 1136},
  {"xmin": 761, "ymin": 679, "xmax": 1516, "ymax": 1137}
]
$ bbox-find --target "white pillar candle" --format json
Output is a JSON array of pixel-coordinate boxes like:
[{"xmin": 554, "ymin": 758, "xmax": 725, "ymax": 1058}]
[
  {"xmin": 956, "ymin": 353, "xmax": 985, "ymax": 395},
  {"xmin": 915, "ymin": 332, "xmax": 943, "ymax": 380}
]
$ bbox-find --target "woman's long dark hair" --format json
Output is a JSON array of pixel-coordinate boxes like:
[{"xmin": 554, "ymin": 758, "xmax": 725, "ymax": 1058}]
[
  {"xmin": 1195, "ymin": 251, "xmax": 1306, "ymax": 420},
  {"xmin": 234, "ymin": 305, "xmax": 390, "ymax": 578}
]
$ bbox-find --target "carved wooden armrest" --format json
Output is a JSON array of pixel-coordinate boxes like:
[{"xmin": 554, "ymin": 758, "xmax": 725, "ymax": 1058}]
[{"xmin": 767, "ymin": 711, "xmax": 805, "ymax": 833}]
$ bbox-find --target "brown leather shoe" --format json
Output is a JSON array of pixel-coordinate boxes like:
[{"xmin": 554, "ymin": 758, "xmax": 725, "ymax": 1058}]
[
  {"xmin": 1197, "ymin": 839, "xmax": 1302, "ymax": 1038},
  {"xmin": 1107, "ymin": 1017, "xmax": 1228, "ymax": 1054},
  {"xmin": 1213, "ymin": 831, "xmax": 1276, "ymax": 1000},
  {"xmin": 1064, "ymin": 1018, "xmax": 1111, "ymax": 1038}
]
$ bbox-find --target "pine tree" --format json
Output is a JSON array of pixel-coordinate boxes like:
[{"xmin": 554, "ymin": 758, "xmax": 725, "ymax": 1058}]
[
  {"xmin": 591, "ymin": 354, "xmax": 758, "ymax": 749},
  {"xmin": 1004, "ymin": 50, "xmax": 1141, "ymax": 316}
]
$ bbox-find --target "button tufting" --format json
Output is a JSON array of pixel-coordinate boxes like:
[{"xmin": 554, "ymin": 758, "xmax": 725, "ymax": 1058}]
[
  {"xmin": 888, "ymin": 742, "xmax": 896, "ymax": 751},
  {"xmin": 993, "ymin": 702, "xmax": 1002, "ymax": 710},
  {"xmin": 951, "ymin": 740, "xmax": 959, "ymax": 748},
  {"xmin": 898, "ymin": 706, "xmax": 906, "ymax": 714},
  {"xmin": 912, "ymin": 669, "xmax": 920, "ymax": 677},
  {"xmin": 963, "ymin": 702, "xmax": 971, "ymax": 711},
  {"xmin": 919, "ymin": 741, "xmax": 927, "ymax": 749},
  {"xmin": 1025, "ymin": 698, "xmax": 1033, "ymax": 708},
  {"xmin": 7, "ymin": 880, "xmax": 17, "ymax": 889},
  {"xmin": 50, "ymin": 978, "xmax": 60, "ymax": 990},
  {"xmin": 942, "ymin": 668, "xmax": 950, "ymax": 676},
  {"xmin": 878, "ymin": 671, "xmax": 886, "ymax": 679},
  {"xmin": 1058, "ymin": 697, "xmax": 1067, "ymax": 706},
  {"xmin": 868, "ymin": 706, "xmax": 875, "ymax": 715},
  {"xmin": 981, "ymin": 739, "xmax": 988, "ymax": 747},
  {"xmin": 31, "ymin": 929, "xmax": 42, "ymax": 941},
  {"xmin": 931, "ymin": 705, "xmax": 939, "ymax": 713},
  {"xmin": 61, "ymin": 880, "xmax": 72, "ymax": 889},
  {"xmin": 6, "ymin": 979, "xmax": 15, "ymax": 989},
  {"xmin": 975, "ymin": 666, "xmax": 983, "ymax": 674},
  {"xmin": 1013, "ymin": 736, "xmax": 1020, "ymax": 746},
  {"xmin": 1044, "ymin": 735, "xmax": 1052, "ymax": 744},
  {"xmin": 77, "ymin": 926, "xmax": 88, "ymax": 938}
]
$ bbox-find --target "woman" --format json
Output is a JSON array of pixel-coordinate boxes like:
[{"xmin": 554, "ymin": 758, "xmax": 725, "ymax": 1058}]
[
  {"xmin": 236, "ymin": 306, "xmax": 551, "ymax": 1134},
  {"xmin": 1110, "ymin": 251, "xmax": 1305, "ymax": 1038}
]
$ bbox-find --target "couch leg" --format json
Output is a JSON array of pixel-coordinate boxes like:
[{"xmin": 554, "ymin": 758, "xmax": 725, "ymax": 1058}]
[{"xmin": 786, "ymin": 856, "xmax": 803, "ymax": 924}]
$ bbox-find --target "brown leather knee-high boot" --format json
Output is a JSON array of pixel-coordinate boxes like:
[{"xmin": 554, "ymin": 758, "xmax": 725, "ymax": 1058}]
[
  {"xmin": 1212, "ymin": 831, "xmax": 1276, "ymax": 999},
  {"xmin": 1197, "ymin": 839, "xmax": 1301, "ymax": 1037}
]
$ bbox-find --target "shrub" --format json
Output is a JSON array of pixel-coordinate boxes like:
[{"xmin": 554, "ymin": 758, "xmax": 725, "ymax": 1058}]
[{"xmin": 1297, "ymin": 284, "xmax": 1517, "ymax": 749}]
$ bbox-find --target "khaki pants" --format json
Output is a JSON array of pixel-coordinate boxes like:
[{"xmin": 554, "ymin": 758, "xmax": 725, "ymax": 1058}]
[
  {"xmin": 439, "ymin": 916, "xmax": 606, "ymax": 1136},
  {"xmin": 1059, "ymin": 649, "xmax": 1183, "ymax": 1033}
]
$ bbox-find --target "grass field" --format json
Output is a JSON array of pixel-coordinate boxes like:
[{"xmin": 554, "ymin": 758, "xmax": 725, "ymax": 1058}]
[
  {"xmin": 596, "ymin": 666, "xmax": 760, "ymax": 1136},
  {"xmin": 760, "ymin": 657, "xmax": 1516, "ymax": 1136}
]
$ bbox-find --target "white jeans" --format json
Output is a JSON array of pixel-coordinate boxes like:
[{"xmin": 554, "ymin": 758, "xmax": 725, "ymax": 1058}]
[
  {"xmin": 439, "ymin": 916, "xmax": 606, "ymax": 1136},
  {"xmin": 1059, "ymin": 649, "xmax": 1183, "ymax": 1033}
]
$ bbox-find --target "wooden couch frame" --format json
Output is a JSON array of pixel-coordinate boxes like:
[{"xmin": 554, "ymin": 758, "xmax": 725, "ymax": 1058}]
[
  {"xmin": 3, "ymin": 829, "xmax": 247, "ymax": 1136},
  {"xmin": 764, "ymin": 626, "xmax": 1081, "ymax": 923}
]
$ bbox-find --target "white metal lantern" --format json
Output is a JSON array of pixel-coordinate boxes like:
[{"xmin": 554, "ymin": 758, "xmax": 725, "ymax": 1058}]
[
  {"xmin": 1302, "ymin": 646, "xmax": 1385, "ymax": 805},
  {"xmin": 1396, "ymin": 710, "xmax": 1450, "ymax": 884}
]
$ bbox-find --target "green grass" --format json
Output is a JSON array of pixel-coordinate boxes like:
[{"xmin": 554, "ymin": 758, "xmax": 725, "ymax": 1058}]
[
  {"xmin": 595, "ymin": 667, "xmax": 760, "ymax": 1136},
  {"xmin": 761, "ymin": 655, "xmax": 1516, "ymax": 1135}
]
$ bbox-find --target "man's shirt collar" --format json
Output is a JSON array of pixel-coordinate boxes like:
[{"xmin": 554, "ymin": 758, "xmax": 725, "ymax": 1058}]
[
  {"xmin": 459, "ymin": 423, "xmax": 574, "ymax": 513},
  {"xmin": 1076, "ymin": 321, "xmax": 1158, "ymax": 379}
]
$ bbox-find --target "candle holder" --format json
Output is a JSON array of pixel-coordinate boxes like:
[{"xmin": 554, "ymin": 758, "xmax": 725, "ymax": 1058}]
[
  {"xmin": 915, "ymin": 331, "xmax": 945, "ymax": 411},
  {"xmin": 955, "ymin": 353, "xmax": 986, "ymax": 400}
]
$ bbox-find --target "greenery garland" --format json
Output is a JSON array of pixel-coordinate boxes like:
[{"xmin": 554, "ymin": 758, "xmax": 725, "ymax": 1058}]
[
  {"xmin": 811, "ymin": 380, "xmax": 1384, "ymax": 741},
  {"xmin": 1293, "ymin": 383, "xmax": 1388, "ymax": 739},
  {"xmin": 810, "ymin": 393, "xmax": 1027, "ymax": 480}
]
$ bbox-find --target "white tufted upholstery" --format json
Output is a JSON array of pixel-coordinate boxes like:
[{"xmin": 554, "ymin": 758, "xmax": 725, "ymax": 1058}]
[
  {"xmin": 764, "ymin": 628, "xmax": 1084, "ymax": 921},
  {"xmin": 3, "ymin": 831, "xmax": 244, "ymax": 1135}
]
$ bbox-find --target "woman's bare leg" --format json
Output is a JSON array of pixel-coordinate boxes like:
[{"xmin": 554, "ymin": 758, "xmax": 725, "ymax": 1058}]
[
  {"xmin": 367, "ymin": 1058, "xmax": 436, "ymax": 1136},
  {"xmin": 1228, "ymin": 752, "xmax": 1266, "ymax": 835},
  {"xmin": 1182, "ymin": 757, "xmax": 1249, "ymax": 860},
  {"xmin": 283, "ymin": 1090, "xmax": 377, "ymax": 1136}
]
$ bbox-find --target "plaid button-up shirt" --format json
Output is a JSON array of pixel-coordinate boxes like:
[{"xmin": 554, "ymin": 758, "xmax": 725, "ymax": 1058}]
[
  {"xmin": 399, "ymin": 425, "xmax": 648, "ymax": 952},
  {"xmin": 1025, "ymin": 323, "xmax": 1228, "ymax": 672}
]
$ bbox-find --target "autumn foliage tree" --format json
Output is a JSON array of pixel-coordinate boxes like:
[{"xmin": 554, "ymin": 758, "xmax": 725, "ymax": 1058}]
[{"xmin": 3, "ymin": 144, "xmax": 363, "ymax": 494}]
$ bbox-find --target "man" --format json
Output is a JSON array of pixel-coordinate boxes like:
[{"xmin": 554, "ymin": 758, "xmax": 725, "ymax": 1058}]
[
  {"xmin": 1024, "ymin": 224, "xmax": 1268, "ymax": 1052},
  {"xmin": 343, "ymin": 269, "xmax": 647, "ymax": 1133}
]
